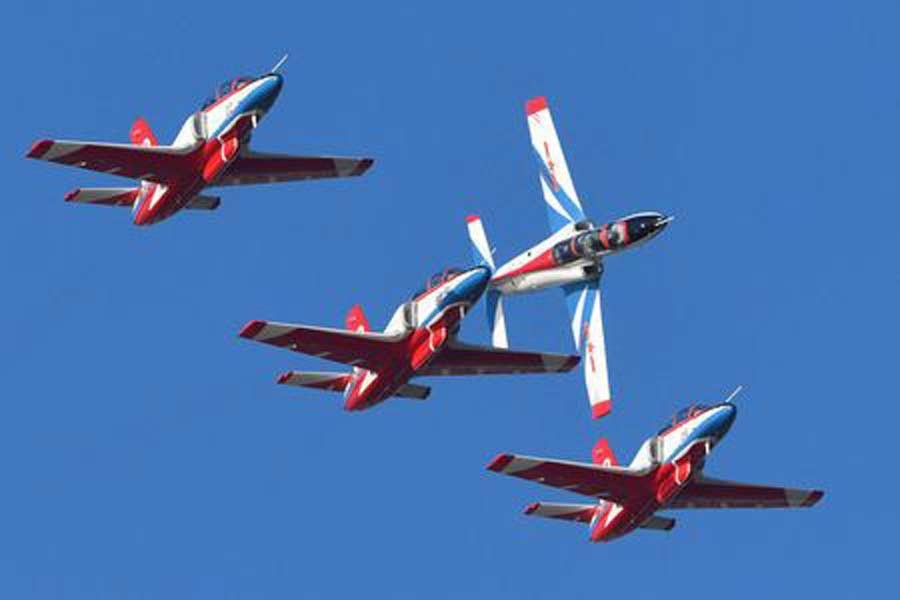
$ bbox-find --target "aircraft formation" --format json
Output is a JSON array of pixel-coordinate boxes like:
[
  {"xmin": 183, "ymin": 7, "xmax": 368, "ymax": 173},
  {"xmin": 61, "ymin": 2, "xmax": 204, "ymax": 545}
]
[{"xmin": 26, "ymin": 57, "xmax": 823, "ymax": 543}]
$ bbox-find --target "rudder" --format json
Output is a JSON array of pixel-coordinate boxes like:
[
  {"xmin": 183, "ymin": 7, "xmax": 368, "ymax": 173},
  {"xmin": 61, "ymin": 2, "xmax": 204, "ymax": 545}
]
[
  {"xmin": 592, "ymin": 438, "xmax": 618, "ymax": 467},
  {"xmin": 345, "ymin": 304, "xmax": 371, "ymax": 333},
  {"xmin": 130, "ymin": 117, "xmax": 159, "ymax": 146}
]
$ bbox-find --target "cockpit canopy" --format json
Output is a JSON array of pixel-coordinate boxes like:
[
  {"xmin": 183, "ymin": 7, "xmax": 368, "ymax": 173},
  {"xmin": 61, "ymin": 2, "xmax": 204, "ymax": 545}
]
[
  {"xmin": 410, "ymin": 267, "xmax": 465, "ymax": 300},
  {"xmin": 658, "ymin": 404, "xmax": 710, "ymax": 434},
  {"xmin": 200, "ymin": 76, "xmax": 255, "ymax": 109}
]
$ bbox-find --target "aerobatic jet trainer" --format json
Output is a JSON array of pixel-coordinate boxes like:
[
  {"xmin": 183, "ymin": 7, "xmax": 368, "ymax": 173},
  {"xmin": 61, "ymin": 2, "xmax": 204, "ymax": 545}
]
[
  {"xmin": 25, "ymin": 56, "xmax": 373, "ymax": 225},
  {"xmin": 238, "ymin": 218, "xmax": 579, "ymax": 412},
  {"xmin": 487, "ymin": 393, "xmax": 823, "ymax": 543},
  {"xmin": 473, "ymin": 96, "xmax": 672, "ymax": 419}
]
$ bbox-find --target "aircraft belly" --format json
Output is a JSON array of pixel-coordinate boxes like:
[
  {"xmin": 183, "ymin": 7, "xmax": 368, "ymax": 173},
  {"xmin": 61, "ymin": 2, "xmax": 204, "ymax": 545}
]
[{"xmin": 494, "ymin": 264, "xmax": 594, "ymax": 295}]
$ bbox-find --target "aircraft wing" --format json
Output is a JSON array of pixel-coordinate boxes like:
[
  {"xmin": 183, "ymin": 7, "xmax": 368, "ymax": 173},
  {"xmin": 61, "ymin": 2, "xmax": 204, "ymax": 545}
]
[
  {"xmin": 525, "ymin": 96, "xmax": 586, "ymax": 232},
  {"xmin": 419, "ymin": 340, "xmax": 579, "ymax": 376},
  {"xmin": 26, "ymin": 139, "xmax": 197, "ymax": 183},
  {"xmin": 214, "ymin": 150, "xmax": 373, "ymax": 186},
  {"xmin": 669, "ymin": 475, "xmax": 824, "ymax": 509},
  {"xmin": 562, "ymin": 280, "xmax": 611, "ymax": 419},
  {"xmin": 487, "ymin": 453, "xmax": 649, "ymax": 503},
  {"xmin": 239, "ymin": 320, "xmax": 406, "ymax": 372}
]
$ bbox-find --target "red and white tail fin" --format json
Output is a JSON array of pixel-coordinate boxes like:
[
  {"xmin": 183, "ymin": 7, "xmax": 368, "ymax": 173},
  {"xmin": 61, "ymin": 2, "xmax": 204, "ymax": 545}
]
[
  {"xmin": 592, "ymin": 438, "xmax": 618, "ymax": 467},
  {"xmin": 345, "ymin": 304, "xmax": 371, "ymax": 333},
  {"xmin": 130, "ymin": 117, "xmax": 159, "ymax": 146}
]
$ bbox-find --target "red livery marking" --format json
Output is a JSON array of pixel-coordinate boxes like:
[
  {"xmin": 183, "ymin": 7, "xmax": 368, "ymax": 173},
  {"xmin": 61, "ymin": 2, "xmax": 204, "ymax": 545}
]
[
  {"xmin": 465, "ymin": 214, "xmax": 480, "ymax": 223},
  {"xmin": 487, "ymin": 453, "xmax": 514, "ymax": 472},
  {"xmin": 276, "ymin": 372, "xmax": 292, "ymax": 384},
  {"xmin": 583, "ymin": 322, "xmax": 595, "ymax": 367},
  {"xmin": 591, "ymin": 401, "xmax": 612, "ymax": 419},
  {"xmin": 525, "ymin": 96, "xmax": 548, "ymax": 115},
  {"xmin": 524, "ymin": 503, "xmax": 541, "ymax": 515},
  {"xmin": 27, "ymin": 139, "xmax": 53, "ymax": 159},
  {"xmin": 64, "ymin": 189, "xmax": 80, "ymax": 202},
  {"xmin": 543, "ymin": 141, "xmax": 560, "ymax": 191},
  {"xmin": 239, "ymin": 320, "xmax": 267, "ymax": 339}
]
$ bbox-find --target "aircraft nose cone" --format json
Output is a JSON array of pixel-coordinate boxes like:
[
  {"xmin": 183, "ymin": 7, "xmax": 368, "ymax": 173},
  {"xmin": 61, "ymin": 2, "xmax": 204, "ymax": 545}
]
[
  {"xmin": 257, "ymin": 73, "xmax": 283, "ymax": 112},
  {"xmin": 655, "ymin": 214, "xmax": 674, "ymax": 232},
  {"xmin": 466, "ymin": 266, "xmax": 491, "ymax": 302},
  {"xmin": 715, "ymin": 403, "xmax": 737, "ymax": 438}
]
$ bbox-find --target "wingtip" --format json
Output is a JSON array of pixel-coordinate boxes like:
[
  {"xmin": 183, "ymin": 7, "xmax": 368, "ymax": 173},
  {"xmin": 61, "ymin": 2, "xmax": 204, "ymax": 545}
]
[
  {"xmin": 64, "ymin": 188, "xmax": 80, "ymax": 202},
  {"xmin": 26, "ymin": 139, "xmax": 53, "ymax": 159},
  {"xmin": 239, "ymin": 320, "xmax": 266, "ymax": 339},
  {"xmin": 591, "ymin": 401, "xmax": 612, "ymax": 420},
  {"xmin": 525, "ymin": 96, "xmax": 548, "ymax": 115},
  {"xmin": 804, "ymin": 490, "xmax": 825, "ymax": 507},
  {"xmin": 523, "ymin": 502, "xmax": 541, "ymax": 515},
  {"xmin": 465, "ymin": 214, "xmax": 481, "ymax": 224},
  {"xmin": 276, "ymin": 371, "xmax": 292, "ymax": 385},
  {"xmin": 351, "ymin": 158, "xmax": 374, "ymax": 176},
  {"xmin": 486, "ymin": 453, "xmax": 513, "ymax": 472}
]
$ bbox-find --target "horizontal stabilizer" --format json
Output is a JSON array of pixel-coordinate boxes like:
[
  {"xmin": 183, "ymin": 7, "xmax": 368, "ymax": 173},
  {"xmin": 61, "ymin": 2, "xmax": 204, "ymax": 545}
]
[
  {"xmin": 276, "ymin": 371, "xmax": 429, "ymax": 400},
  {"xmin": 185, "ymin": 194, "xmax": 221, "ymax": 210},
  {"xmin": 277, "ymin": 371, "xmax": 352, "ymax": 392},
  {"xmin": 639, "ymin": 515, "xmax": 676, "ymax": 531},
  {"xmin": 64, "ymin": 187, "xmax": 139, "ymax": 207},
  {"xmin": 523, "ymin": 502, "xmax": 596, "ymax": 524},
  {"xmin": 419, "ymin": 340, "xmax": 578, "ymax": 376},
  {"xmin": 395, "ymin": 383, "xmax": 431, "ymax": 399},
  {"xmin": 215, "ymin": 151, "xmax": 374, "ymax": 186}
]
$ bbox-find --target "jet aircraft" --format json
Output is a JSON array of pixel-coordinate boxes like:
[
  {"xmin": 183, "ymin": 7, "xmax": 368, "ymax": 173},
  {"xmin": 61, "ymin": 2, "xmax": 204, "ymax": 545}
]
[
  {"xmin": 25, "ymin": 56, "xmax": 373, "ymax": 225},
  {"xmin": 487, "ymin": 395, "xmax": 823, "ymax": 542},
  {"xmin": 238, "ymin": 219, "xmax": 580, "ymax": 412},
  {"xmin": 473, "ymin": 96, "xmax": 672, "ymax": 419}
]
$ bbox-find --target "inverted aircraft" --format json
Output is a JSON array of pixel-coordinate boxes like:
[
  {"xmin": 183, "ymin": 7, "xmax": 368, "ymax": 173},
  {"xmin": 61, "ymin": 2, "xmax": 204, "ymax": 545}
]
[
  {"xmin": 473, "ymin": 97, "xmax": 672, "ymax": 419},
  {"xmin": 238, "ymin": 219, "xmax": 580, "ymax": 412},
  {"xmin": 25, "ymin": 56, "xmax": 373, "ymax": 225},
  {"xmin": 487, "ymin": 395, "xmax": 823, "ymax": 542}
]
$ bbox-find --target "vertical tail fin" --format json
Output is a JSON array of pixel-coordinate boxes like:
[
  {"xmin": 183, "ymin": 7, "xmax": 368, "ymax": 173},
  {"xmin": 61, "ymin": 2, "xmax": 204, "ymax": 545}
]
[
  {"xmin": 466, "ymin": 215, "xmax": 508, "ymax": 347},
  {"xmin": 130, "ymin": 117, "xmax": 159, "ymax": 146},
  {"xmin": 345, "ymin": 304, "xmax": 371, "ymax": 333},
  {"xmin": 592, "ymin": 438, "xmax": 618, "ymax": 467}
]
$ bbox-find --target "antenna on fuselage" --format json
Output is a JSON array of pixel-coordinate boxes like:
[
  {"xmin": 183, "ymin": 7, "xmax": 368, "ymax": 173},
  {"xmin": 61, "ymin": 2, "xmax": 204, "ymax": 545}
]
[
  {"xmin": 724, "ymin": 385, "xmax": 744, "ymax": 404},
  {"xmin": 271, "ymin": 54, "xmax": 289, "ymax": 73}
]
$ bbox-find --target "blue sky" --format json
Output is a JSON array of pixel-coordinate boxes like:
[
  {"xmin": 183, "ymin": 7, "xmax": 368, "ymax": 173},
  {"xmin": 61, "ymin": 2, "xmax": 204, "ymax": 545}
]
[{"xmin": 2, "ymin": 1, "xmax": 897, "ymax": 597}]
